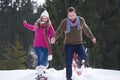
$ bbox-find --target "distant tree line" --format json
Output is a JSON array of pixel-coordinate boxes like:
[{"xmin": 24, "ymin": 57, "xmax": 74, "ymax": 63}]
[{"xmin": 0, "ymin": 0, "xmax": 120, "ymax": 70}]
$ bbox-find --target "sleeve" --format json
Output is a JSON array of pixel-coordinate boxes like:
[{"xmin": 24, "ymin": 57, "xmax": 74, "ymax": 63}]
[
  {"xmin": 23, "ymin": 22, "xmax": 36, "ymax": 31},
  {"xmin": 54, "ymin": 19, "xmax": 66, "ymax": 39},
  {"xmin": 82, "ymin": 18, "xmax": 95, "ymax": 39},
  {"xmin": 48, "ymin": 24, "xmax": 55, "ymax": 38}
]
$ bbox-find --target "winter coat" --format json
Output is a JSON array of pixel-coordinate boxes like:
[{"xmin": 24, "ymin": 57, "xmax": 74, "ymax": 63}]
[{"xmin": 23, "ymin": 22, "xmax": 55, "ymax": 48}]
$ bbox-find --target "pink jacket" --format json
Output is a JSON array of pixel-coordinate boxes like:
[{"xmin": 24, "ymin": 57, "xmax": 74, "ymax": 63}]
[{"xmin": 23, "ymin": 22, "xmax": 55, "ymax": 48}]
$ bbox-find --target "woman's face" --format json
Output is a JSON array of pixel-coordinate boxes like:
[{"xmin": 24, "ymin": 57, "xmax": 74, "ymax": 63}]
[
  {"xmin": 41, "ymin": 16, "xmax": 48, "ymax": 22},
  {"xmin": 67, "ymin": 11, "xmax": 76, "ymax": 21}
]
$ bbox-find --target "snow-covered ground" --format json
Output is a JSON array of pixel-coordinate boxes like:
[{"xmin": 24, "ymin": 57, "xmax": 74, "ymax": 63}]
[{"xmin": 0, "ymin": 67, "xmax": 120, "ymax": 80}]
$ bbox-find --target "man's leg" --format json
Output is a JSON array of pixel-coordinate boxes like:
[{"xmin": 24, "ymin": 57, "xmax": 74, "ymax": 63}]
[
  {"xmin": 76, "ymin": 44, "xmax": 88, "ymax": 66},
  {"xmin": 65, "ymin": 44, "xmax": 74, "ymax": 80}
]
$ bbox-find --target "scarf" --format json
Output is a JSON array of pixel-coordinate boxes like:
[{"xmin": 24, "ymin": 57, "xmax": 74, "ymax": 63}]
[{"xmin": 65, "ymin": 16, "xmax": 81, "ymax": 33}]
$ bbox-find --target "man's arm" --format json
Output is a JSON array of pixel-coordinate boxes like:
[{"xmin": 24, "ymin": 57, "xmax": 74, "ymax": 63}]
[
  {"xmin": 51, "ymin": 19, "xmax": 66, "ymax": 44},
  {"xmin": 82, "ymin": 17, "xmax": 96, "ymax": 43}
]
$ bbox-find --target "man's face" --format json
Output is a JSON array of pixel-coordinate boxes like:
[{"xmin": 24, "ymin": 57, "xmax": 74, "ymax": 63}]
[{"xmin": 67, "ymin": 11, "xmax": 76, "ymax": 21}]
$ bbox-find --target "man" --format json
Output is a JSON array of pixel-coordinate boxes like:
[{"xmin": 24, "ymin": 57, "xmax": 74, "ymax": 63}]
[{"xmin": 51, "ymin": 7, "xmax": 96, "ymax": 80}]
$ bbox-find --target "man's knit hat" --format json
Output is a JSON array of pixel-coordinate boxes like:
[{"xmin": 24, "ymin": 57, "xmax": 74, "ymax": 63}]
[{"xmin": 40, "ymin": 10, "xmax": 49, "ymax": 18}]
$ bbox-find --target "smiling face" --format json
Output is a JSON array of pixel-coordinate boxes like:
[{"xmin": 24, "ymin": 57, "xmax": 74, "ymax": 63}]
[
  {"xmin": 67, "ymin": 7, "xmax": 77, "ymax": 21},
  {"xmin": 67, "ymin": 11, "xmax": 76, "ymax": 21},
  {"xmin": 41, "ymin": 16, "xmax": 48, "ymax": 22}
]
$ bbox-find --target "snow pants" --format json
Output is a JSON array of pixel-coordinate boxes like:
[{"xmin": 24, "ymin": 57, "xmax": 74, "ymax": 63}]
[
  {"xmin": 64, "ymin": 44, "xmax": 87, "ymax": 79},
  {"xmin": 34, "ymin": 47, "xmax": 48, "ymax": 66}
]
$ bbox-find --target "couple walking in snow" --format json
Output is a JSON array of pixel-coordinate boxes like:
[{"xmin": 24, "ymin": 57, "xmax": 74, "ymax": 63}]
[{"xmin": 23, "ymin": 7, "xmax": 96, "ymax": 80}]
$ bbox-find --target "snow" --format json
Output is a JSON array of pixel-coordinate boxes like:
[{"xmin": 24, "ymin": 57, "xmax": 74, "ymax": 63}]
[
  {"xmin": 32, "ymin": 0, "xmax": 46, "ymax": 5},
  {"xmin": 0, "ymin": 67, "xmax": 120, "ymax": 80}
]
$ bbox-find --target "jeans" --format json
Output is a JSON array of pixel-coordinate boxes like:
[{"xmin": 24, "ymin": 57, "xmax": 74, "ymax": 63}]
[
  {"xmin": 34, "ymin": 47, "xmax": 48, "ymax": 66},
  {"xmin": 64, "ymin": 44, "xmax": 87, "ymax": 79}
]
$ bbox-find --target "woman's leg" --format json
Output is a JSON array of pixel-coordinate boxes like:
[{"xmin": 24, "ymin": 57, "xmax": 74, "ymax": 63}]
[
  {"xmin": 42, "ymin": 47, "xmax": 48, "ymax": 66},
  {"xmin": 34, "ymin": 47, "xmax": 43, "ymax": 66}
]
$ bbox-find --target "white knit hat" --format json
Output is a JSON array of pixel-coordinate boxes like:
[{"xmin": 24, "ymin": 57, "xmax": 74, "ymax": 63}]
[{"xmin": 40, "ymin": 10, "xmax": 49, "ymax": 18}]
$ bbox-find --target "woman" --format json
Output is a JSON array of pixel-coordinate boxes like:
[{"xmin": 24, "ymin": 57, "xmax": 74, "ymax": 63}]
[{"xmin": 23, "ymin": 10, "xmax": 55, "ymax": 75}]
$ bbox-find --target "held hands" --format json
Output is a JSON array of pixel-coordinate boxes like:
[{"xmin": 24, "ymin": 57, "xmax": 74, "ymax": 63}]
[
  {"xmin": 50, "ymin": 37, "xmax": 56, "ymax": 44},
  {"xmin": 92, "ymin": 38, "xmax": 96, "ymax": 43}
]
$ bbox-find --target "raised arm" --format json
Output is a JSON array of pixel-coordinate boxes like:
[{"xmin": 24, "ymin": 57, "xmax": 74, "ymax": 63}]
[{"xmin": 23, "ymin": 20, "xmax": 36, "ymax": 31}]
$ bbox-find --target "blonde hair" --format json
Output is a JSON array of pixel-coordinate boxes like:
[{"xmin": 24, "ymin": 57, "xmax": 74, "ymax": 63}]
[{"xmin": 34, "ymin": 16, "xmax": 51, "ymax": 30}]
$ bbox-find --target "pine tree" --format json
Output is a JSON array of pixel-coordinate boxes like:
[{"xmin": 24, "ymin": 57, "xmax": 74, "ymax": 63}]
[
  {"xmin": 0, "ymin": 0, "xmax": 37, "ymax": 69},
  {"xmin": 0, "ymin": 35, "xmax": 26, "ymax": 70}
]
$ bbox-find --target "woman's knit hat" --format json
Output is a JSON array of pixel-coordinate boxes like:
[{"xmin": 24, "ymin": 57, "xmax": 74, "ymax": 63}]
[{"xmin": 40, "ymin": 10, "xmax": 49, "ymax": 18}]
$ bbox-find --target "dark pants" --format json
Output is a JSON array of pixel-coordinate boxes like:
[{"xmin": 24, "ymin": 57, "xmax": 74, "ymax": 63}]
[{"xmin": 64, "ymin": 44, "xmax": 87, "ymax": 79}]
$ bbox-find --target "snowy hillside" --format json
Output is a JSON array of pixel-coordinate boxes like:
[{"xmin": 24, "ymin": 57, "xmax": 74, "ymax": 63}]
[{"xmin": 0, "ymin": 67, "xmax": 120, "ymax": 80}]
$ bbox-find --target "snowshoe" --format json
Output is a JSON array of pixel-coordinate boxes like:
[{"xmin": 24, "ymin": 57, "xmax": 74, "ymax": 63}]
[{"xmin": 36, "ymin": 74, "xmax": 47, "ymax": 80}]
